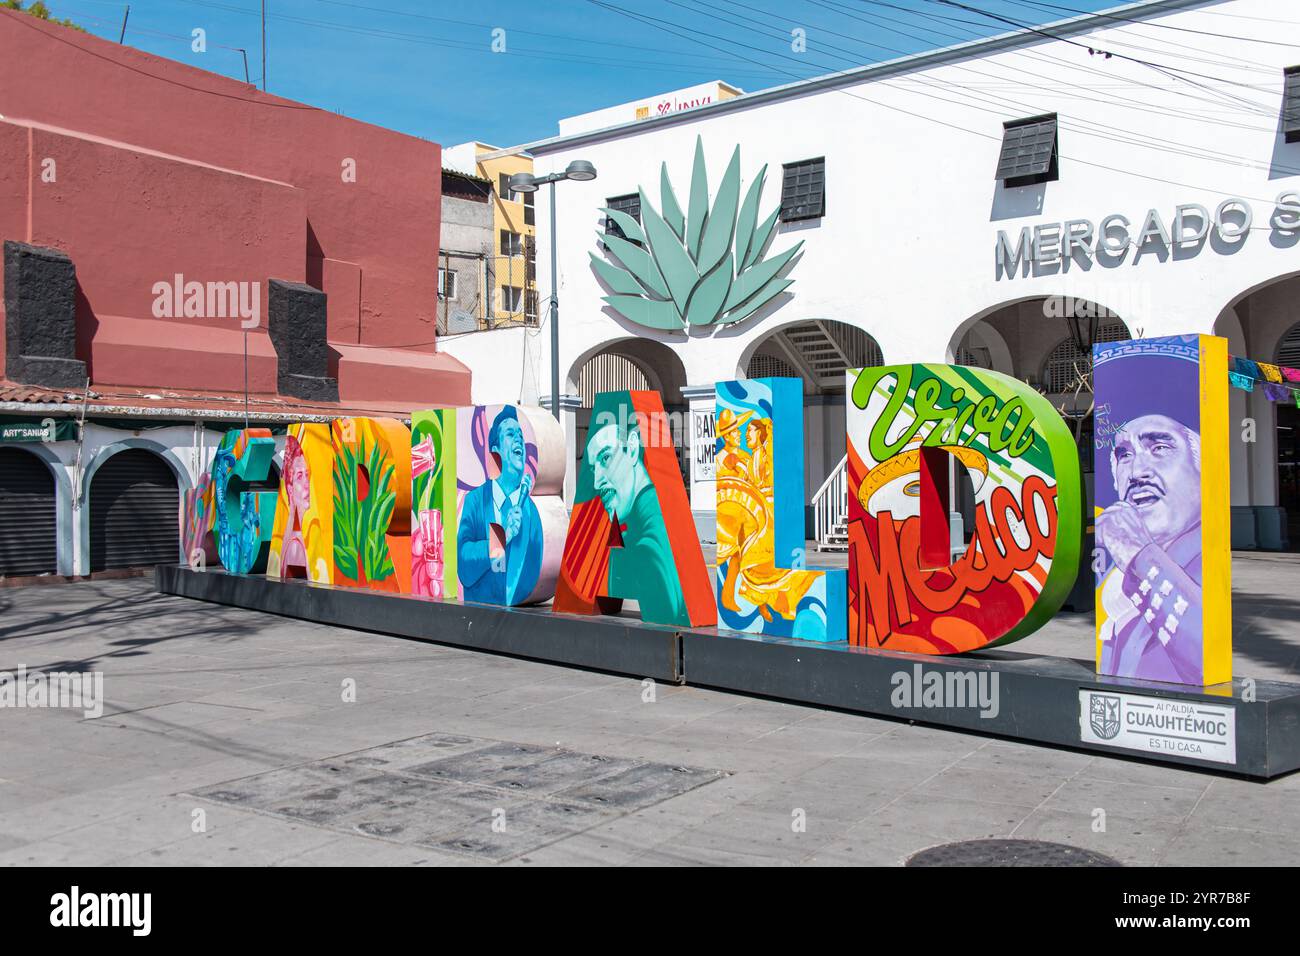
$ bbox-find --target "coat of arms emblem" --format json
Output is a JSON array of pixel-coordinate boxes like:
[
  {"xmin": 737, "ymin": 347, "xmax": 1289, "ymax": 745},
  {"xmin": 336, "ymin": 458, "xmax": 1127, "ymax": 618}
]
[{"xmin": 1089, "ymin": 693, "xmax": 1121, "ymax": 739}]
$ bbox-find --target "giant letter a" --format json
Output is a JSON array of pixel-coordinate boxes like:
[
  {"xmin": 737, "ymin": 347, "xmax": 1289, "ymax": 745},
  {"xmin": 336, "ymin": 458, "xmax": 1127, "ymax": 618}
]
[{"xmin": 555, "ymin": 390, "xmax": 715, "ymax": 628}]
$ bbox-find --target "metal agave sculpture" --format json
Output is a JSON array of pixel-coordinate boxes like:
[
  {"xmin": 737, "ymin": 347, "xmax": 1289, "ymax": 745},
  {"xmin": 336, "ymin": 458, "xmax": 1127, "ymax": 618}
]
[{"xmin": 590, "ymin": 135, "xmax": 803, "ymax": 330}]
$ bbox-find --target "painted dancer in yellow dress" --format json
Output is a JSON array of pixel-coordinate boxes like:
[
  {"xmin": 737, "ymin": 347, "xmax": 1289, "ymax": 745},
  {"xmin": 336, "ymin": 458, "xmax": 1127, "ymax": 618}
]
[{"xmin": 716, "ymin": 413, "xmax": 818, "ymax": 623}]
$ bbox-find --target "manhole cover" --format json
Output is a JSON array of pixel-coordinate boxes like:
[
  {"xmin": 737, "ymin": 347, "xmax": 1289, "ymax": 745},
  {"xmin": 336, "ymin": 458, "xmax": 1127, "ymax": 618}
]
[{"xmin": 906, "ymin": 839, "xmax": 1121, "ymax": 867}]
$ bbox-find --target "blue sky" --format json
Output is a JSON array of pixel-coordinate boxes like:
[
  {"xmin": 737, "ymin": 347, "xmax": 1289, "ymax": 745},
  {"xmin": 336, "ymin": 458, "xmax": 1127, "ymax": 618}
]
[{"xmin": 44, "ymin": 0, "xmax": 1120, "ymax": 146}]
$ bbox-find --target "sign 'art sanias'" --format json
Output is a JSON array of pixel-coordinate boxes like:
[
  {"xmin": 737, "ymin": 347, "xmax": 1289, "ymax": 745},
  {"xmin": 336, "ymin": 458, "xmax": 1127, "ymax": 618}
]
[{"xmin": 589, "ymin": 136, "xmax": 803, "ymax": 330}]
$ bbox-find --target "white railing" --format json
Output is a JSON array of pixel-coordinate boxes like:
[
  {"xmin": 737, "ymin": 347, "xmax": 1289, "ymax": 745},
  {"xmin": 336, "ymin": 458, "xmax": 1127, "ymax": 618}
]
[{"xmin": 812, "ymin": 454, "xmax": 848, "ymax": 550}]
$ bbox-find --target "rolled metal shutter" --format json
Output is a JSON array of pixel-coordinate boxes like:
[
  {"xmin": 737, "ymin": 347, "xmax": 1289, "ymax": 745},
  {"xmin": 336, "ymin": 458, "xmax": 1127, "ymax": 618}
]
[
  {"xmin": 0, "ymin": 448, "xmax": 58, "ymax": 576},
  {"xmin": 89, "ymin": 449, "xmax": 179, "ymax": 571}
]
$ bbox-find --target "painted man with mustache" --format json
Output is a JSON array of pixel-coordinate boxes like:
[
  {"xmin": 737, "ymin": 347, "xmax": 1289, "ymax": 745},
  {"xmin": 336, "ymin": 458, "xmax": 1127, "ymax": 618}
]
[
  {"xmin": 586, "ymin": 415, "xmax": 687, "ymax": 625},
  {"xmin": 1096, "ymin": 413, "xmax": 1203, "ymax": 683}
]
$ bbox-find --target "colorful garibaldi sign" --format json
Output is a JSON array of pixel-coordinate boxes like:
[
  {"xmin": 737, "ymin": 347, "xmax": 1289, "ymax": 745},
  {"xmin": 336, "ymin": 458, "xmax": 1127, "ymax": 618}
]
[{"xmin": 179, "ymin": 340, "xmax": 1232, "ymax": 689}]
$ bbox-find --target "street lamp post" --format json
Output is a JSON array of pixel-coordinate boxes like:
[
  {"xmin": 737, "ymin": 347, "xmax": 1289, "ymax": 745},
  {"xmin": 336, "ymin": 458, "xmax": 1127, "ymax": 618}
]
[{"xmin": 508, "ymin": 159, "xmax": 597, "ymax": 420}]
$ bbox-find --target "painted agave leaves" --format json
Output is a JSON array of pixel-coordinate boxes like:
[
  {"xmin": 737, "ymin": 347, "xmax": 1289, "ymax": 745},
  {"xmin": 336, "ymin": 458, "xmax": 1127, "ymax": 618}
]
[{"xmin": 591, "ymin": 136, "xmax": 802, "ymax": 330}]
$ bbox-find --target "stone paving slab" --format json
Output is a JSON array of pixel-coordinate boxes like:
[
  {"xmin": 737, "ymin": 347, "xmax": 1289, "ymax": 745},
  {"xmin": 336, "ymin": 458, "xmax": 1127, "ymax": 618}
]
[{"xmin": 189, "ymin": 732, "xmax": 723, "ymax": 863}]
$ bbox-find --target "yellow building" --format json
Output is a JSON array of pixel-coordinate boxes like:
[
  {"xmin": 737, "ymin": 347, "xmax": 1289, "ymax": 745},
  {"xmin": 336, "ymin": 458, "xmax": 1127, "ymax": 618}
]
[{"xmin": 443, "ymin": 141, "xmax": 537, "ymax": 328}]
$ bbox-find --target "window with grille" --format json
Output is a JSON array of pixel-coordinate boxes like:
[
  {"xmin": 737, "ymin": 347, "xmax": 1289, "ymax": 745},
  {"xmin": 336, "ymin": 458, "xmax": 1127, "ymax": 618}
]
[
  {"xmin": 780, "ymin": 157, "xmax": 825, "ymax": 222},
  {"xmin": 605, "ymin": 194, "xmax": 642, "ymax": 245},
  {"xmin": 578, "ymin": 352, "xmax": 650, "ymax": 408},
  {"xmin": 501, "ymin": 230, "xmax": 523, "ymax": 257},
  {"xmin": 1042, "ymin": 321, "xmax": 1129, "ymax": 393},
  {"xmin": 525, "ymin": 235, "xmax": 536, "ymax": 282},
  {"xmin": 1276, "ymin": 321, "xmax": 1300, "ymax": 367},
  {"xmin": 996, "ymin": 114, "xmax": 1059, "ymax": 187},
  {"xmin": 956, "ymin": 345, "xmax": 993, "ymax": 369},
  {"xmin": 437, "ymin": 267, "xmax": 457, "ymax": 300},
  {"xmin": 525, "ymin": 289, "xmax": 539, "ymax": 325},
  {"xmin": 746, "ymin": 353, "xmax": 800, "ymax": 380}
]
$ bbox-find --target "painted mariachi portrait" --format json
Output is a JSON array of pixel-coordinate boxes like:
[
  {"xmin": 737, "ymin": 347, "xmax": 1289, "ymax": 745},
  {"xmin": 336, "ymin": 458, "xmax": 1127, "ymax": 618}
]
[{"xmin": 1093, "ymin": 335, "xmax": 1230, "ymax": 687}]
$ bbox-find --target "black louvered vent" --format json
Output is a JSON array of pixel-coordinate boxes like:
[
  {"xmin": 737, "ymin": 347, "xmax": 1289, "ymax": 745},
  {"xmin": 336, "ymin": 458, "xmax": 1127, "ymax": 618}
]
[
  {"xmin": 996, "ymin": 114, "xmax": 1059, "ymax": 186},
  {"xmin": 0, "ymin": 448, "xmax": 57, "ymax": 576},
  {"xmin": 89, "ymin": 449, "xmax": 179, "ymax": 572}
]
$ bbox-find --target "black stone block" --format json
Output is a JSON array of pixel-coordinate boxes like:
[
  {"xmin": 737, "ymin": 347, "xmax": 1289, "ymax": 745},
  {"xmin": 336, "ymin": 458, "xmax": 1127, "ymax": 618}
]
[
  {"xmin": 267, "ymin": 277, "xmax": 338, "ymax": 402},
  {"xmin": 280, "ymin": 371, "xmax": 339, "ymax": 403},
  {"xmin": 3, "ymin": 240, "xmax": 87, "ymax": 388}
]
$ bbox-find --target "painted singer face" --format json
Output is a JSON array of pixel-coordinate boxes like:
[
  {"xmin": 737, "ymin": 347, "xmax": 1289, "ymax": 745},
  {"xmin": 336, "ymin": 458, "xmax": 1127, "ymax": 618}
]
[
  {"xmin": 1112, "ymin": 413, "xmax": 1201, "ymax": 545},
  {"xmin": 493, "ymin": 416, "xmax": 526, "ymax": 481}
]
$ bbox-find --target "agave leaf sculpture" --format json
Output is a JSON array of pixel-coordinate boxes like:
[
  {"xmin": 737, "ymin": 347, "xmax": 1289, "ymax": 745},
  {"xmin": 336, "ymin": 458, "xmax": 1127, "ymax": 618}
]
[{"xmin": 590, "ymin": 135, "xmax": 802, "ymax": 330}]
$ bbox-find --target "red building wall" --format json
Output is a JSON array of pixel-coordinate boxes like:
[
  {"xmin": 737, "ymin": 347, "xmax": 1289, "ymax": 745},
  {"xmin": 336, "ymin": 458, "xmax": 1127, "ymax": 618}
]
[{"xmin": 0, "ymin": 11, "xmax": 469, "ymax": 406}]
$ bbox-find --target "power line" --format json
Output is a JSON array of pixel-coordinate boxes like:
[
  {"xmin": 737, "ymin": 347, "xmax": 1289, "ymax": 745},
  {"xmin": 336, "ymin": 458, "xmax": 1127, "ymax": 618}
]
[
  {"xmin": 308, "ymin": 0, "xmax": 766, "ymax": 65},
  {"xmin": 852, "ymin": 0, "xmax": 1282, "ymax": 122},
  {"xmin": 998, "ymin": 0, "xmax": 1300, "ymax": 49},
  {"xmin": 669, "ymin": 0, "xmax": 1297, "ymax": 175},
  {"xmin": 925, "ymin": 0, "xmax": 1277, "ymax": 116},
  {"xmin": 581, "ymin": 0, "xmax": 1296, "ymax": 206},
  {"xmin": 162, "ymin": 0, "xmax": 794, "ymax": 82}
]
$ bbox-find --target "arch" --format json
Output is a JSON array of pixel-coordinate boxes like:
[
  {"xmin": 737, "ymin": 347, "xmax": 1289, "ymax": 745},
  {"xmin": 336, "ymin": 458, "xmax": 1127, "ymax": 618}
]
[
  {"xmin": 0, "ymin": 443, "xmax": 74, "ymax": 577},
  {"xmin": 945, "ymin": 293, "xmax": 1058, "ymax": 363},
  {"xmin": 567, "ymin": 337, "xmax": 691, "ymax": 485},
  {"xmin": 737, "ymin": 318, "xmax": 885, "ymax": 393},
  {"xmin": 1211, "ymin": 270, "xmax": 1300, "ymax": 550},
  {"xmin": 952, "ymin": 321, "xmax": 1014, "ymax": 375},
  {"xmin": 735, "ymin": 319, "xmax": 885, "ymax": 504},
  {"xmin": 567, "ymin": 337, "xmax": 689, "ymax": 406},
  {"xmin": 78, "ymin": 439, "xmax": 193, "ymax": 575},
  {"xmin": 1213, "ymin": 267, "xmax": 1300, "ymax": 337},
  {"xmin": 1040, "ymin": 319, "xmax": 1132, "ymax": 393},
  {"xmin": 947, "ymin": 295, "xmax": 1134, "ymax": 392}
]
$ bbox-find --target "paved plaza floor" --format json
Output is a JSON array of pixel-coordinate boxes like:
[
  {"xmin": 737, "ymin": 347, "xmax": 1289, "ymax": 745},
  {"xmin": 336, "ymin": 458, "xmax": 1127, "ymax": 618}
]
[{"xmin": 0, "ymin": 553, "xmax": 1297, "ymax": 866}]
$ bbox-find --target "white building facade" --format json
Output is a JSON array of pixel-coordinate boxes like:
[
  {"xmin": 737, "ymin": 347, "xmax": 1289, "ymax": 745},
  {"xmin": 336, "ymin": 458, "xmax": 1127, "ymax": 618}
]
[{"xmin": 440, "ymin": 0, "xmax": 1300, "ymax": 549}]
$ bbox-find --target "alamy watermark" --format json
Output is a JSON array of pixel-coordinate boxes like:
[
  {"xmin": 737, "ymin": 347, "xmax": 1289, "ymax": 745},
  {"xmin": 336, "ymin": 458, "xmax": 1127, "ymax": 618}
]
[
  {"xmin": 50, "ymin": 886, "xmax": 150, "ymax": 936},
  {"xmin": 151, "ymin": 273, "xmax": 260, "ymax": 328},
  {"xmin": 0, "ymin": 666, "xmax": 103, "ymax": 719},
  {"xmin": 890, "ymin": 664, "xmax": 1000, "ymax": 719}
]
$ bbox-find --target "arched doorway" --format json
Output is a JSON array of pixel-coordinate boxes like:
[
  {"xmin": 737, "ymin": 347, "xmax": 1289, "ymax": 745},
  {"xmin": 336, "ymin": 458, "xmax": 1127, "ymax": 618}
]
[
  {"xmin": 951, "ymin": 296, "xmax": 1132, "ymax": 466},
  {"xmin": 0, "ymin": 447, "xmax": 58, "ymax": 577},
  {"xmin": 89, "ymin": 448, "xmax": 181, "ymax": 571},
  {"xmin": 951, "ymin": 297, "xmax": 1131, "ymax": 606},
  {"xmin": 1216, "ymin": 271, "xmax": 1300, "ymax": 549},
  {"xmin": 570, "ymin": 339, "xmax": 689, "ymax": 484},
  {"xmin": 740, "ymin": 319, "xmax": 886, "ymax": 545}
]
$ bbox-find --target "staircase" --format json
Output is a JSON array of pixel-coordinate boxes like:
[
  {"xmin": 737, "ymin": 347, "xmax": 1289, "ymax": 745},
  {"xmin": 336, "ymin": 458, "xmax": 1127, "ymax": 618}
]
[
  {"xmin": 770, "ymin": 321, "xmax": 883, "ymax": 390},
  {"xmin": 812, "ymin": 454, "xmax": 849, "ymax": 552}
]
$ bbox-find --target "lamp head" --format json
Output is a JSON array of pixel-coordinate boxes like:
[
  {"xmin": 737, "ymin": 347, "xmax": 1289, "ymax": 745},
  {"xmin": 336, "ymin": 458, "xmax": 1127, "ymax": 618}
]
[
  {"xmin": 508, "ymin": 172, "xmax": 539, "ymax": 194},
  {"xmin": 564, "ymin": 160, "xmax": 597, "ymax": 182}
]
